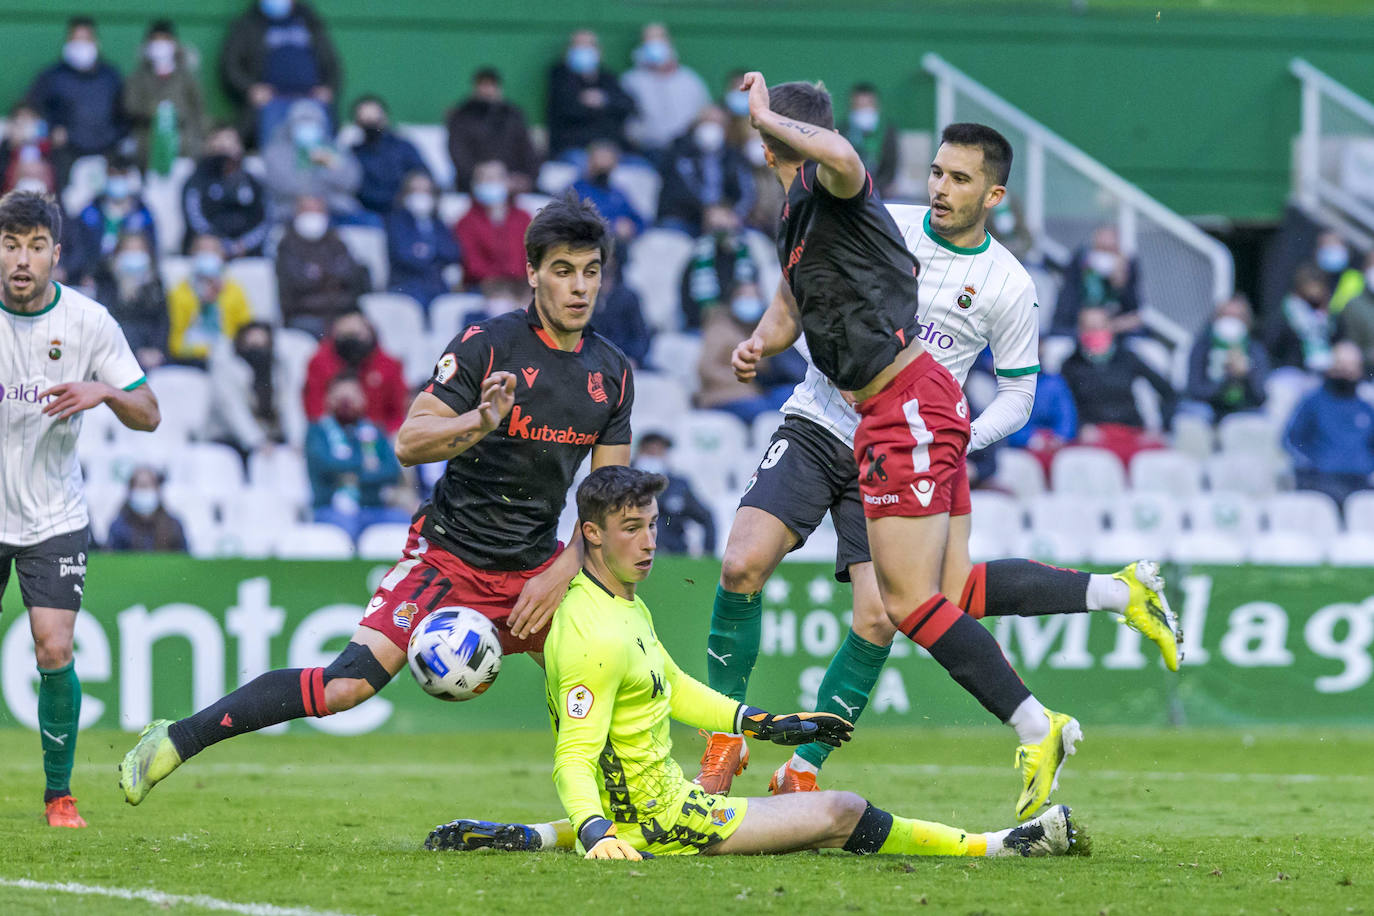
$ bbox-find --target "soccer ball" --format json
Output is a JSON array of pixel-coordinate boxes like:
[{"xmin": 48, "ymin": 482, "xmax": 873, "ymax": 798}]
[{"xmin": 406, "ymin": 607, "xmax": 503, "ymax": 701}]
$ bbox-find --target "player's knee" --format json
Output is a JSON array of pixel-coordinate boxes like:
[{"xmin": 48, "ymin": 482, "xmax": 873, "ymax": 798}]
[
  {"xmin": 320, "ymin": 641, "xmax": 394, "ymax": 712},
  {"xmin": 33, "ymin": 638, "xmax": 72, "ymax": 671},
  {"xmin": 323, "ymin": 677, "xmax": 375, "ymax": 712},
  {"xmin": 852, "ymin": 613, "xmax": 896, "ymax": 647},
  {"xmin": 719, "ymin": 549, "xmax": 769, "ymax": 595},
  {"xmin": 824, "ymin": 791, "xmax": 868, "ymax": 838}
]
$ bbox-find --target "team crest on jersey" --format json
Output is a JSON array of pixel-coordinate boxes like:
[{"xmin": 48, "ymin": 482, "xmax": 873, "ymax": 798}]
[
  {"xmin": 48, "ymin": 338, "xmax": 62, "ymax": 360},
  {"xmin": 710, "ymin": 806, "xmax": 736, "ymax": 827},
  {"xmin": 435, "ymin": 353, "xmax": 457, "ymax": 384},
  {"xmin": 567, "ymin": 684, "xmax": 593, "ymax": 719},
  {"xmin": 392, "ymin": 601, "xmax": 419, "ymax": 630},
  {"xmin": 956, "ymin": 285, "xmax": 976, "ymax": 310},
  {"xmin": 587, "ymin": 371, "xmax": 607, "ymax": 404}
]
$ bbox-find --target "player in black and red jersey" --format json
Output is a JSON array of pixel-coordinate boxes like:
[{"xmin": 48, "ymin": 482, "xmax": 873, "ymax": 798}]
[{"xmin": 120, "ymin": 195, "xmax": 634, "ymax": 809}]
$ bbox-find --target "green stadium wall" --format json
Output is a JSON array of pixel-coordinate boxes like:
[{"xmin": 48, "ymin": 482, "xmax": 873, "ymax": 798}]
[
  {"xmin": 1, "ymin": 556, "xmax": 1371, "ymax": 734},
  {"xmin": 4, "ymin": 2, "xmax": 1374, "ymax": 220}
]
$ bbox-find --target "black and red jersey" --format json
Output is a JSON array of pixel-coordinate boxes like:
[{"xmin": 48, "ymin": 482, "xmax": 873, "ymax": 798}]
[
  {"xmin": 777, "ymin": 161, "xmax": 921, "ymax": 391},
  {"xmin": 421, "ymin": 304, "xmax": 634, "ymax": 571}
]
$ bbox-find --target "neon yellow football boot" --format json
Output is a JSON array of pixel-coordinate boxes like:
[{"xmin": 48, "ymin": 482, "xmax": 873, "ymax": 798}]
[
  {"xmin": 119, "ymin": 719, "xmax": 182, "ymax": 806},
  {"xmin": 1014, "ymin": 709, "xmax": 1082, "ymax": 821},
  {"xmin": 1113, "ymin": 560, "xmax": 1183, "ymax": 672}
]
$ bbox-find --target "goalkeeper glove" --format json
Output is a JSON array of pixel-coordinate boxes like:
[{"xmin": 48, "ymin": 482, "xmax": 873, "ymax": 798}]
[
  {"xmin": 579, "ymin": 816, "xmax": 643, "ymax": 861},
  {"xmin": 735, "ymin": 705, "xmax": 854, "ymax": 747}
]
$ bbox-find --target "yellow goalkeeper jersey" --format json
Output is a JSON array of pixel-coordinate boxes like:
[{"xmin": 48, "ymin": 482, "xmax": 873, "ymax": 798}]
[{"xmin": 545, "ymin": 571, "xmax": 738, "ymax": 835}]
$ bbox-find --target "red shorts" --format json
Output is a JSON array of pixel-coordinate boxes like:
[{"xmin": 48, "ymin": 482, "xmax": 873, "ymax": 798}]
[
  {"xmin": 359, "ymin": 515, "xmax": 561, "ymax": 655},
  {"xmin": 854, "ymin": 351, "xmax": 972, "ymax": 519}
]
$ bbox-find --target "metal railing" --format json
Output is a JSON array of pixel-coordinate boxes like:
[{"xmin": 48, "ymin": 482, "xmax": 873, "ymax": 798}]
[
  {"xmin": 923, "ymin": 53, "xmax": 1234, "ymax": 336},
  {"xmin": 1290, "ymin": 57, "xmax": 1374, "ymax": 243}
]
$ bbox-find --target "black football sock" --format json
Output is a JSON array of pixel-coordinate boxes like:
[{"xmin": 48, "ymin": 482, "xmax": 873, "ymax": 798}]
[
  {"xmin": 898, "ymin": 594, "xmax": 1031, "ymax": 722},
  {"xmin": 960, "ymin": 560, "xmax": 1091, "ymax": 619},
  {"xmin": 167, "ymin": 668, "xmax": 327, "ymax": 760}
]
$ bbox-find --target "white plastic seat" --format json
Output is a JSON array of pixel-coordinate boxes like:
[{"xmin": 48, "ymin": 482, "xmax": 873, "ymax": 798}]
[
  {"xmin": 1204, "ymin": 452, "xmax": 1281, "ymax": 497},
  {"xmin": 1127, "ymin": 337, "xmax": 1174, "ymax": 382},
  {"xmin": 1169, "ymin": 531, "xmax": 1247, "ymax": 565},
  {"xmin": 359, "ymin": 292, "xmax": 429, "ymax": 385},
  {"xmin": 83, "ymin": 479, "xmax": 125, "ymax": 545},
  {"xmin": 1247, "ymin": 532, "xmax": 1325, "ymax": 565},
  {"xmin": 396, "ymin": 123, "xmax": 455, "ymax": 190},
  {"xmin": 610, "ymin": 164, "xmax": 661, "ymax": 225},
  {"xmin": 630, "ymin": 371, "xmax": 690, "ymax": 434},
  {"xmin": 1108, "ymin": 492, "xmax": 1185, "ymax": 540},
  {"xmin": 428, "ymin": 292, "xmax": 488, "ymax": 342},
  {"xmin": 743, "ymin": 227, "xmax": 782, "ymax": 293},
  {"xmin": 273, "ymin": 523, "xmax": 355, "ymax": 559},
  {"xmin": 248, "ymin": 447, "xmax": 312, "ymax": 511},
  {"xmin": 1018, "ymin": 528, "xmax": 1091, "ymax": 564},
  {"xmin": 1038, "ymin": 336, "xmax": 1076, "ymax": 375},
  {"xmin": 357, "ymin": 523, "xmax": 411, "ymax": 560},
  {"xmin": 1050, "ymin": 446, "xmax": 1126, "ymax": 497},
  {"xmin": 438, "ymin": 192, "xmax": 470, "ymax": 227},
  {"xmin": 624, "ymin": 229, "xmax": 694, "ymax": 333},
  {"xmin": 1130, "ymin": 448, "xmax": 1203, "ymax": 497},
  {"xmin": 1217, "ymin": 412, "xmax": 1280, "ymax": 458},
  {"xmin": 994, "ymin": 448, "xmax": 1046, "ymax": 500},
  {"xmin": 515, "ymin": 192, "xmax": 555, "ymax": 216},
  {"xmin": 645, "ymin": 331, "xmax": 703, "ymax": 395},
  {"xmin": 1265, "ymin": 492, "xmax": 1341, "ymax": 542},
  {"xmin": 750, "ymin": 411, "xmax": 784, "ymax": 449},
  {"xmin": 225, "ymin": 257, "xmax": 280, "ymax": 324},
  {"xmin": 221, "ymin": 484, "xmax": 301, "ymax": 535},
  {"xmin": 1090, "ymin": 529, "xmax": 1166, "ymax": 565},
  {"xmin": 969, "ymin": 491, "xmax": 1024, "ymax": 548},
  {"xmin": 142, "ymin": 157, "xmax": 196, "ymax": 255},
  {"xmin": 537, "ymin": 160, "xmax": 579, "ymax": 195},
  {"xmin": 1027, "ymin": 493, "xmax": 1105, "ymax": 542},
  {"xmin": 337, "ymin": 224, "xmax": 389, "ymax": 291},
  {"xmin": 1264, "ymin": 369, "xmax": 1319, "ymax": 426},
  {"xmin": 146, "ymin": 365, "xmax": 211, "ymax": 440},
  {"xmin": 1328, "ymin": 533, "xmax": 1374, "ymax": 566},
  {"xmin": 1187, "ymin": 493, "xmax": 1263, "ymax": 542},
  {"xmin": 166, "ymin": 442, "xmax": 245, "ymax": 500},
  {"xmin": 274, "ymin": 327, "xmax": 320, "ymax": 383},
  {"xmin": 675, "ymin": 409, "xmax": 750, "ymax": 494},
  {"xmin": 1345, "ymin": 490, "xmax": 1374, "ymax": 534},
  {"xmin": 789, "ymin": 513, "xmax": 840, "ymax": 563},
  {"xmin": 61, "ymin": 155, "xmax": 107, "ymax": 216},
  {"xmin": 1171, "ymin": 412, "xmax": 1214, "ymax": 461},
  {"xmin": 159, "ymin": 255, "xmax": 192, "ymax": 293}
]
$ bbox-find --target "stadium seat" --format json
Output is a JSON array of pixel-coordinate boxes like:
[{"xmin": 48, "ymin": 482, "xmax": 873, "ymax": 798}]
[
  {"xmin": 743, "ymin": 227, "xmax": 782, "ymax": 292},
  {"xmin": 675, "ymin": 410, "xmax": 750, "ymax": 494},
  {"xmin": 1264, "ymin": 491, "xmax": 1341, "ymax": 542},
  {"xmin": 1217, "ymin": 412, "xmax": 1281, "ymax": 458},
  {"xmin": 1168, "ymin": 531, "xmax": 1247, "ymax": 565},
  {"xmin": 1327, "ymin": 533, "xmax": 1374, "ymax": 566},
  {"xmin": 1263, "ymin": 368, "xmax": 1318, "ymax": 426},
  {"xmin": 357, "ymin": 523, "xmax": 411, "ymax": 560},
  {"xmin": 1127, "ymin": 337, "xmax": 1175, "ymax": 384},
  {"xmin": 225, "ymin": 257, "xmax": 281, "ymax": 324},
  {"xmin": 750, "ymin": 411, "xmax": 784, "ymax": 449},
  {"xmin": 645, "ymin": 331, "xmax": 703, "ymax": 396},
  {"xmin": 438, "ymin": 192, "xmax": 471, "ymax": 227},
  {"xmin": 1170, "ymin": 412, "xmax": 1214, "ymax": 461},
  {"xmin": 146, "ymin": 365, "xmax": 212, "ymax": 440},
  {"xmin": 1019, "ymin": 528, "xmax": 1091, "ymax": 564},
  {"xmin": 994, "ymin": 448, "xmax": 1046, "ymax": 500},
  {"xmin": 167, "ymin": 442, "xmax": 246, "ymax": 500},
  {"xmin": 396, "ymin": 123, "xmax": 455, "ymax": 190},
  {"xmin": 142, "ymin": 157, "xmax": 196, "ymax": 255},
  {"xmin": 337, "ymin": 224, "xmax": 389, "ymax": 291},
  {"xmin": 610, "ymin": 164, "xmax": 662, "ymax": 224},
  {"xmin": 1187, "ymin": 492, "xmax": 1263, "ymax": 542},
  {"xmin": 160, "ymin": 482, "xmax": 222, "ymax": 556},
  {"xmin": 1050, "ymin": 446, "xmax": 1126, "ymax": 497},
  {"xmin": 1203, "ymin": 452, "xmax": 1281, "ymax": 498},
  {"xmin": 159, "ymin": 255, "xmax": 192, "ymax": 294},
  {"xmin": 221, "ymin": 484, "xmax": 302, "ymax": 537},
  {"xmin": 1108, "ymin": 492, "xmax": 1185, "ymax": 540},
  {"xmin": 273, "ymin": 523, "xmax": 355, "ymax": 559},
  {"xmin": 624, "ymin": 229, "xmax": 695, "ymax": 332},
  {"xmin": 515, "ymin": 192, "xmax": 554, "ymax": 216},
  {"xmin": 249, "ymin": 447, "xmax": 312, "ymax": 512},
  {"xmin": 537, "ymin": 160, "xmax": 579, "ymax": 195},
  {"xmin": 274, "ymin": 327, "xmax": 320, "ymax": 383},
  {"xmin": 428, "ymin": 292, "xmax": 488, "ymax": 342},
  {"xmin": 630, "ymin": 371, "xmax": 690, "ymax": 433},
  {"xmin": 1129, "ymin": 448, "xmax": 1203, "ymax": 496},
  {"xmin": 1038, "ymin": 336, "xmax": 1075, "ymax": 375},
  {"xmin": 1090, "ymin": 529, "xmax": 1167, "ymax": 565},
  {"xmin": 360, "ymin": 292, "xmax": 430, "ymax": 385},
  {"xmin": 1247, "ymin": 532, "xmax": 1325, "ymax": 566},
  {"xmin": 1345, "ymin": 490, "xmax": 1374, "ymax": 534},
  {"xmin": 83, "ymin": 480, "xmax": 124, "ymax": 545},
  {"xmin": 61, "ymin": 155, "xmax": 106, "ymax": 216},
  {"xmin": 969, "ymin": 491, "xmax": 1024, "ymax": 555},
  {"xmin": 1027, "ymin": 493, "xmax": 1105, "ymax": 545}
]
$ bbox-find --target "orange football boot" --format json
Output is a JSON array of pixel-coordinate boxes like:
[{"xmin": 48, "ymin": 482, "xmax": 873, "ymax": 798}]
[
  {"xmin": 693, "ymin": 731, "xmax": 749, "ymax": 794},
  {"xmin": 45, "ymin": 795, "xmax": 88, "ymax": 828},
  {"xmin": 768, "ymin": 761, "xmax": 819, "ymax": 794}
]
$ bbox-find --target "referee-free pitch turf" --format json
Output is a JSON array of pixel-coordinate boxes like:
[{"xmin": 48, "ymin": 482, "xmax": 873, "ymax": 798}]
[{"xmin": 0, "ymin": 726, "xmax": 1370, "ymax": 916}]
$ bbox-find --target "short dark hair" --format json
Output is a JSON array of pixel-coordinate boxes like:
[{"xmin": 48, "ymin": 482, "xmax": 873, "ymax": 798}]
[
  {"xmin": 146, "ymin": 19, "xmax": 175, "ymax": 37},
  {"xmin": 524, "ymin": 191, "xmax": 611, "ymax": 269},
  {"xmin": 352, "ymin": 94, "xmax": 387, "ymax": 115},
  {"xmin": 0, "ymin": 190, "xmax": 62, "ymax": 240},
  {"xmin": 473, "ymin": 66, "xmax": 501, "ymax": 85},
  {"xmin": 68, "ymin": 16, "xmax": 95, "ymax": 33},
  {"xmin": 577, "ymin": 466, "xmax": 668, "ymax": 529},
  {"xmin": 940, "ymin": 122, "xmax": 1013, "ymax": 187},
  {"xmin": 850, "ymin": 82, "xmax": 879, "ymax": 97},
  {"xmin": 764, "ymin": 81, "xmax": 833, "ymax": 163},
  {"xmin": 637, "ymin": 431, "xmax": 673, "ymax": 450}
]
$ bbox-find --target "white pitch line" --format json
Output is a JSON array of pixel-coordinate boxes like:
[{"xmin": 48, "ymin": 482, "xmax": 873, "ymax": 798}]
[{"xmin": 0, "ymin": 878, "xmax": 366, "ymax": 916}]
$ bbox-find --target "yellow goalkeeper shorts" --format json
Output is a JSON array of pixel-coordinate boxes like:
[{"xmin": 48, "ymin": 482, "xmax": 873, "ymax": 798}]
[{"xmin": 616, "ymin": 781, "xmax": 749, "ymax": 856}]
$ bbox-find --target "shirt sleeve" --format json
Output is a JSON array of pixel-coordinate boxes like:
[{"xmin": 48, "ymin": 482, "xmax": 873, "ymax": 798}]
[
  {"xmin": 90, "ymin": 308, "xmax": 147, "ymax": 391},
  {"xmin": 599, "ymin": 358, "xmax": 634, "ymax": 446},
  {"xmin": 809, "ymin": 160, "xmax": 875, "ymax": 206},
  {"xmin": 662, "ymin": 650, "xmax": 739, "ymax": 733},
  {"xmin": 424, "ymin": 324, "xmax": 494, "ymax": 415},
  {"xmin": 988, "ymin": 277, "xmax": 1041, "ymax": 379},
  {"xmin": 548, "ymin": 618, "xmax": 627, "ymax": 833}
]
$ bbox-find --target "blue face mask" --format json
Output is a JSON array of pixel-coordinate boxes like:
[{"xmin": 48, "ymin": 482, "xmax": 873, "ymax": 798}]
[
  {"xmin": 731, "ymin": 296, "xmax": 765, "ymax": 324},
  {"xmin": 104, "ymin": 176, "xmax": 131, "ymax": 201},
  {"xmin": 637, "ymin": 39, "xmax": 671, "ymax": 67},
  {"xmin": 1316, "ymin": 244, "xmax": 1349, "ymax": 274},
  {"xmin": 725, "ymin": 90, "xmax": 749, "ymax": 117},
  {"xmin": 473, "ymin": 181, "xmax": 507, "ymax": 207},
  {"xmin": 292, "ymin": 120, "xmax": 325, "ymax": 148},
  {"xmin": 260, "ymin": 0, "xmax": 292, "ymax": 19},
  {"xmin": 116, "ymin": 249, "xmax": 151, "ymax": 277},
  {"xmin": 567, "ymin": 45, "xmax": 600, "ymax": 76}
]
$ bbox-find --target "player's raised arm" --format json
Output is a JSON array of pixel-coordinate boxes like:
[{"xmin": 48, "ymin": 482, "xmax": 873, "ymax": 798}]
[
  {"xmin": 733, "ymin": 280, "xmax": 801, "ymax": 382},
  {"xmin": 394, "ymin": 372, "xmax": 515, "ymax": 466},
  {"xmin": 744, "ymin": 71, "xmax": 866, "ymax": 199}
]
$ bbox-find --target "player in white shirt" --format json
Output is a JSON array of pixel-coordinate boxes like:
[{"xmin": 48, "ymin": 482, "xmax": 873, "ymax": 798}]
[
  {"xmin": 696, "ymin": 124, "xmax": 1179, "ymax": 807},
  {"xmin": 0, "ymin": 191, "xmax": 161, "ymax": 827}
]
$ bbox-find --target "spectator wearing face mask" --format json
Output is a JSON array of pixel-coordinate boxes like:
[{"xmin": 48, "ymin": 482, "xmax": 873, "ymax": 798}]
[
  {"xmin": 220, "ymin": 0, "xmax": 341, "ymax": 145},
  {"xmin": 306, "ymin": 374, "xmax": 409, "ymax": 541},
  {"xmin": 182, "ymin": 125, "xmax": 270, "ymax": 257},
  {"xmin": 1269, "ymin": 262, "xmax": 1335, "ymax": 372},
  {"xmin": 1311, "ymin": 230, "xmax": 1367, "ymax": 314},
  {"xmin": 0, "ymin": 103, "xmax": 57, "ymax": 195},
  {"xmin": 276, "ymin": 195, "xmax": 369, "ymax": 337},
  {"xmin": 633, "ymin": 432, "xmax": 715, "ymax": 556},
  {"xmin": 592, "ymin": 254, "xmax": 652, "ymax": 367},
  {"xmin": 571, "ymin": 141, "xmax": 644, "ymax": 243},
  {"xmin": 105, "ymin": 466, "xmax": 188, "ymax": 553},
  {"xmin": 620, "ymin": 23, "xmax": 709, "ymax": 159},
  {"xmin": 386, "ymin": 170, "xmax": 461, "ymax": 308},
  {"xmin": 695, "ymin": 280, "xmax": 801, "ymax": 423},
  {"xmin": 1060, "ymin": 306, "xmax": 1176, "ymax": 467},
  {"xmin": 986, "ymin": 193, "xmax": 1036, "ymax": 265},
  {"xmin": 167, "ymin": 234, "xmax": 254, "ymax": 366},
  {"xmin": 842, "ymin": 83, "xmax": 898, "ymax": 195},
  {"xmin": 454, "ymin": 160, "xmax": 533, "ymax": 298},
  {"xmin": 657, "ymin": 106, "xmax": 754, "ymax": 237},
  {"xmin": 1052, "ymin": 225, "xmax": 1143, "ymax": 337},
  {"xmin": 94, "ymin": 232, "xmax": 167, "ymax": 369},
  {"xmin": 63, "ymin": 158, "xmax": 157, "ymax": 288},
  {"xmin": 446, "ymin": 67, "xmax": 539, "ymax": 194},
  {"xmin": 303, "ymin": 310, "xmax": 409, "ymax": 433},
  {"xmin": 261, "ymin": 99, "xmax": 361, "ymax": 220},
  {"xmin": 721, "ymin": 70, "xmax": 753, "ymax": 149},
  {"xmin": 207, "ymin": 321, "xmax": 305, "ymax": 455},
  {"xmin": 1005, "ymin": 342, "xmax": 1078, "ymax": 477},
  {"xmin": 1335, "ymin": 250, "xmax": 1374, "ymax": 374},
  {"xmin": 679, "ymin": 205, "xmax": 757, "ymax": 330},
  {"xmin": 26, "ymin": 16, "xmax": 125, "ymax": 177},
  {"xmin": 349, "ymin": 95, "xmax": 429, "ymax": 215},
  {"xmin": 1183, "ymin": 295, "xmax": 1270, "ymax": 421},
  {"xmin": 1284, "ymin": 341, "xmax": 1374, "ymax": 508},
  {"xmin": 547, "ymin": 29, "xmax": 635, "ymax": 161},
  {"xmin": 123, "ymin": 20, "xmax": 207, "ymax": 175}
]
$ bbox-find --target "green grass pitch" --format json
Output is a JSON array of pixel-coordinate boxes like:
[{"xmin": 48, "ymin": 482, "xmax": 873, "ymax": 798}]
[{"xmin": 1, "ymin": 725, "xmax": 1370, "ymax": 915}]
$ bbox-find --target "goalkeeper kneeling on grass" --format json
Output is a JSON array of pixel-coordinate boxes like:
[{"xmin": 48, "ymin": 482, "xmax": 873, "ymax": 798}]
[{"xmin": 428, "ymin": 466, "xmax": 1086, "ymax": 860}]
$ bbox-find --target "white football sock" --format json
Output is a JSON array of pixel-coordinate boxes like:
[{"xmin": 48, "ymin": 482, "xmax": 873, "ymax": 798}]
[
  {"xmin": 1008, "ymin": 696, "xmax": 1050, "ymax": 744},
  {"xmin": 983, "ymin": 828, "xmax": 1009, "ymax": 856},
  {"xmin": 788, "ymin": 754, "xmax": 818, "ymax": 775},
  {"xmin": 532, "ymin": 822, "xmax": 561, "ymax": 849},
  {"xmin": 1085, "ymin": 573, "xmax": 1129, "ymax": 612}
]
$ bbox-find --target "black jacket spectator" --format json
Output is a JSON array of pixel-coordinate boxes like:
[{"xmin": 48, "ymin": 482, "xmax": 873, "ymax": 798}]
[
  {"xmin": 1184, "ymin": 300, "xmax": 1270, "ymax": 420},
  {"xmin": 353, "ymin": 130, "xmax": 429, "ymax": 213},
  {"xmin": 276, "ymin": 205, "xmax": 370, "ymax": 338},
  {"xmin": 182, "ymin": 150, "xmax": 270, "ymax": 258},
  {"xmin": 656, "ymin": 474, "xmax": 716, "ymax": 555},
  {"xmin": 27, "ymin": 49, "xmax": 124, "ymax": 158},
  {"xmin": 546, "ymin": 61, "xmax": 635, "ymax": 157},
  {"xmin": 1061, "ymin": 344, "xmax": 1177, "ymax": 430},
  {"xmin": 446, "ymin": 79, "xmax": 539, "ymax": 193},
  {"xmin": 220, "ymin": 1, "xmax": 341, "ymax": 109},
  {"xmin": 657, "ymin": 128, "xmax": 755, "ymax": 237}
]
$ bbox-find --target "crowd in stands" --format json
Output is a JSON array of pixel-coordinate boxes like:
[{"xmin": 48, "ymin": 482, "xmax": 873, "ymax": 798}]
[{"xmin": 7, "ymin": 3, "xmax": 1374, "ymax": 561}]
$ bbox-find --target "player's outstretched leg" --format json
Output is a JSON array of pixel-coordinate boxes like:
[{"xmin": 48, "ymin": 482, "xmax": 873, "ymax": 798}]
[
  {"xmin": 38, "ymin": 660, "xmax": 86, "ymax": 828},
  {"xmin": 120, "ymin": 636, "xmax": 398, "ymax": 805},
  {"xmin": 425, "ymin": 819, "xmax": 574, "ymax": 852}
]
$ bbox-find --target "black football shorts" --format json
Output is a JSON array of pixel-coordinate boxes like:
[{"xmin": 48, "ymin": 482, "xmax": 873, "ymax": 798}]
[{"xmin": 0, "ymin": 527, "xmax": 89, "ymax": 612}]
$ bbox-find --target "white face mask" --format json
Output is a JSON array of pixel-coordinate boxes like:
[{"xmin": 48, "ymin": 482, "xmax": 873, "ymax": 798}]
[
  {"xmin": 745, "ymin": 142, "xmax": 767, "ymax": 167},
  {"xmin": 293, "ymin": 211, "xmax": 329, "ymax": 240},
  {"xmin": 1212, "ymin": 315, "xmax": 1248, "ymax": 345},
  {"xmin": 193, "ymin": 251, "xmax": 224, "ymax": 278},
  {"xmin": 145, "ymin": 38, "xmax": 176, "ymax": 71},
  {"xmin": 404, "ymin": 192, "xmax": 436, "ymax": 219},
  {"xmin": 116, "ymin": 249, "xmax": 151, "ymax": 277},
  {"xmin": 1086, "ymin": 249, "xmax": 1121, "ymax": 277},
  {"xmin": 850, "ymin": 107, "xmax": 879, "ymax": 132},
  {"xmin": 694, "ymin": 121, "xmax": 725, "ymax": 153},
  {"xmin": 63, "ymin": 39, "xmax": 98, "ymax": 71},
  {"xmin": 635, "ymin": 456, "xmax": 668, "ymax": 476},
  {"xmin": 128, "ymin": 487, "xmax": 159, "ymax": 517}
]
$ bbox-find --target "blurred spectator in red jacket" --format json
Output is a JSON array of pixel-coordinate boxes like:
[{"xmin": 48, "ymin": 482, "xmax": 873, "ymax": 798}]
[
  {"xmin": 455, "ymin": 160, "xmax": 532, "ymax": 299},
  {"xmin": 302, "ymin": 310, "xmax": 410, "ymax": 433},
  {"xmin": 1, "ymin": 103, "xmax": 57, "ymax": 194}
]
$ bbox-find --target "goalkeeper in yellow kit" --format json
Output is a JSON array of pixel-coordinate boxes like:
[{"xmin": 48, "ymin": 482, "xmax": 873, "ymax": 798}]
[{"xmin": 429, "ymin": 466, "xmax": 1084, "ymax": 860}]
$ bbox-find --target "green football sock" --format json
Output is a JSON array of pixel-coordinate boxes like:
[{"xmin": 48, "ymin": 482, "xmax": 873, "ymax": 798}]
[
  {"xmin": 38, "ymin": 661, "xmax": 81, "ymax": 800},
  {"xmin": 795, "ymin": 629, "xmax": 891, "ymax": 769},
  {"xmin": 707, "ymin": 586, "xmax": 762, "ymax": 705}
]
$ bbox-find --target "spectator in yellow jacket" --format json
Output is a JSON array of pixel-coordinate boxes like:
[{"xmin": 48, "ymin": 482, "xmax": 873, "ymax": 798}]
[{"xmin": 167, "ymin": 233, "xmax": 253, "ymax": 366}]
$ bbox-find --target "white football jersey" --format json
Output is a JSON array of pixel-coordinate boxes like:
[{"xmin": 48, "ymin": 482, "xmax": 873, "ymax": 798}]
[
  {"xmin": 0, "ymin": 283, "xmax": 144, "ymax": 545},
  {"xmin": 781, "ymin": 204, "xmax": 1040, "ymax": 448}
]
